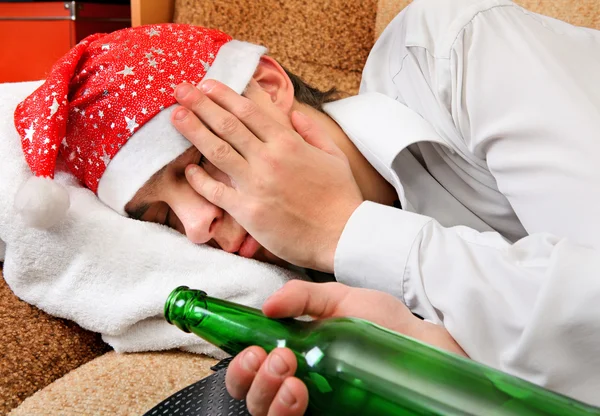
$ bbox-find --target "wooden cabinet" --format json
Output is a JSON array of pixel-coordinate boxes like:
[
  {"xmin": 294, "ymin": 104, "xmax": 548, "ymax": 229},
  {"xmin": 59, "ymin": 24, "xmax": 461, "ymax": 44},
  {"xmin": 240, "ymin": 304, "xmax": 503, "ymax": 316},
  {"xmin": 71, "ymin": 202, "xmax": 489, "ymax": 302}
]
[
  {"xmin": 0, "ymin": 1, "xmax": 131, "ymax": 83},
  {"xmin": 130, "ymin": 0, "xmax": 174, "ymax": 27}
]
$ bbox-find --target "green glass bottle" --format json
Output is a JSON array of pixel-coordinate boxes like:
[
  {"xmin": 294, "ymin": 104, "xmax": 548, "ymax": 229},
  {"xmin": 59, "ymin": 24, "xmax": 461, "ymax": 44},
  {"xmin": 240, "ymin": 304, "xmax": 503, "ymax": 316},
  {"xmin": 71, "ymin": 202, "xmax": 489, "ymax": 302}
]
[{"xmin": 164, "ymin": 286, "xmax": 600, "ymax": 416}]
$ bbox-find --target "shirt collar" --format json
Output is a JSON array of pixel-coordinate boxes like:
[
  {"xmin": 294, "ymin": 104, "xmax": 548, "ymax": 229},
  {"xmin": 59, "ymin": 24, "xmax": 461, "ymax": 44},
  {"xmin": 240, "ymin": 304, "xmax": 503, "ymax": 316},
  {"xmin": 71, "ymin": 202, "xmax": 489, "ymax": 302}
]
[{"xmin": 323, "ymin": 92, "xmax": 447, "ymax": 191}]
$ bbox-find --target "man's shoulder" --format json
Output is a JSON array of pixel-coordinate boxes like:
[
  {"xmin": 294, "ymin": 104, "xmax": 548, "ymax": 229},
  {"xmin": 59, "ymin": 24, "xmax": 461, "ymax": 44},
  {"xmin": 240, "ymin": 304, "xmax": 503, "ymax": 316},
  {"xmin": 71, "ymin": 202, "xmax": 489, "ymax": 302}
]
[{"xmin": 400, "ymin": 0, "xmax": 516, "ymax": 57}]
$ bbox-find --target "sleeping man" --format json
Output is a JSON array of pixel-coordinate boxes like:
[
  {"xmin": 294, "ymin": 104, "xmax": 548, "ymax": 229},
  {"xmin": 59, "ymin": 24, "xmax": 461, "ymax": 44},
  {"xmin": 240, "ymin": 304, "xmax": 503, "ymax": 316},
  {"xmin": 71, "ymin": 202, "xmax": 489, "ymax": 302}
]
[
  {"xmin": 13, "ymin": 0, "xmax": 600, "ymax": 411},
  {"xmin": 14, "ymin": 21, "xmax": 462, "ymax": 355}
]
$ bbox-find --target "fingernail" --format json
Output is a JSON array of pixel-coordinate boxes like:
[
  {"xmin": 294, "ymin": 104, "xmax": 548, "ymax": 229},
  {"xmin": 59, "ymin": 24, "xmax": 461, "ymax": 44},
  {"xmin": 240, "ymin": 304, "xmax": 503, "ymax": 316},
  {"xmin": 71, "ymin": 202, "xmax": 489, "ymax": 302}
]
[
  {"xmin": 200, "ymin": 79, "xmax": 216, "ymax": 93},
  {"xmin": 186, "ymin": 165, "xmax": 199, "ymax": 176},
  {"xmin": 175, "ymin": 83, "xmax": 193, "ymax": 99},
  {"xmin": 173, "ymin": 107, "xmax": 188, "ymax": 120},
  {"xmin": 268, "ymin": 352, "xmax": 289, "ymax": 376},
  {"xmin": 243, "ymin": 351, "xmax": 260, "ymax": 373},
  {"xmin": 278, "ymin": 383, "xmax": 297, "ymax": 407}
]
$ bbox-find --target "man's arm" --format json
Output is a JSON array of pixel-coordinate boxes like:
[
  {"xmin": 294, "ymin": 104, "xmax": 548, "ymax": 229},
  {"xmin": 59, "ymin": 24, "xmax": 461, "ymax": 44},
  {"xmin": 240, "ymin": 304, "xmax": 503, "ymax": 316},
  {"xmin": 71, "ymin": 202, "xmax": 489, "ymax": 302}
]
[
  {"xmin": 336, "ymin": 203, "xmax": 600, "ymax": 404},
  {"xmin": 340, "ymin": 0, "xmax": 600, "ymax": 404}
]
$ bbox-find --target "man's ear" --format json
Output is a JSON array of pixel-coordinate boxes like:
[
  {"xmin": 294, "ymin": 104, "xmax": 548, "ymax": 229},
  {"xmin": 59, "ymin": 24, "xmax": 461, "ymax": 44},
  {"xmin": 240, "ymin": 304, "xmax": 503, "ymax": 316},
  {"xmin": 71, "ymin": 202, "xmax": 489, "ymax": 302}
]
[{"xmin": 251, "ymin": 55, "xmax": 295, "ymax": 113}]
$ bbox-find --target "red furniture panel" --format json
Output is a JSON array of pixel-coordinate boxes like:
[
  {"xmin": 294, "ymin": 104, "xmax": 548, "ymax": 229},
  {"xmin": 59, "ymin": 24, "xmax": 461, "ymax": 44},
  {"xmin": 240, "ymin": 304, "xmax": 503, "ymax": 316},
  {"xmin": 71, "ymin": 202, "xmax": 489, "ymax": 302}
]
[{"xmin": 0, "ymin": 1, "xmax": 130, "ymax": 83}]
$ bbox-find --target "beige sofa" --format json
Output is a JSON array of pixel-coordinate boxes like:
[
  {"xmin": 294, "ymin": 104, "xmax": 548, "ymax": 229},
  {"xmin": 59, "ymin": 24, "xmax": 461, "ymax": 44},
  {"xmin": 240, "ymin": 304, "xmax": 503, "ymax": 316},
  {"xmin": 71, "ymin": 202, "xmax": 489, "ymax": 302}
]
[{"xmin": 2, "ymin": 0, "xmax": 600, "ymax": 414}]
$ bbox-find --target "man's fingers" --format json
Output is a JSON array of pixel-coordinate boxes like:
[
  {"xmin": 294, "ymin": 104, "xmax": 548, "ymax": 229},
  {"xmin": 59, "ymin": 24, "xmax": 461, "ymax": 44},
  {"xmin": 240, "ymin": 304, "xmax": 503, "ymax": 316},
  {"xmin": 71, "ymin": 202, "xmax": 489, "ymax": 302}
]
[
  {"xmin": 226, "ymin": 347, "xmax": 268, "ymax": 400},
  {"xmin": 246, "ymin": 348, "xmax": 298, "ymax": 416},
  {"xmin": 185, "ymin": 164, "xmax": 236, "ymax": 211},
  {"xmin": 174, "ymin": 83, "xmax": 263, "ymax": 157},
  {"xmin": 291, "ymin": 111, "xmax": 343, "ymax": 157},
  {"xmin": 199, "ymin": 80, "xmax": 289, "ymax": 143},
  {"xmin": 267, "ymin": 377, "xmax": 309, "ymax": 416},
  {"xmin": 172, "ymin": 103, "xmax": 248, "ymax": 178},
  {"xmin": 262, "ymin": 281, "xmax": 350, "ymax": 319}
]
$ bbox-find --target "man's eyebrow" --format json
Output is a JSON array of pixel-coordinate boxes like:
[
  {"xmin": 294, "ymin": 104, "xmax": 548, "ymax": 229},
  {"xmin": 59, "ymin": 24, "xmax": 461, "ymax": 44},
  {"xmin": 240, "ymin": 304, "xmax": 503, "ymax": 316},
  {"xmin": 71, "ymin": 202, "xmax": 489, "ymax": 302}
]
[
  {"xmin": 127, "ymin": 202, "xmax": 151, "ymax": 221},
  {"xmin": 145, "ymin": 164, "xmax": 167, "ymax": 190}
]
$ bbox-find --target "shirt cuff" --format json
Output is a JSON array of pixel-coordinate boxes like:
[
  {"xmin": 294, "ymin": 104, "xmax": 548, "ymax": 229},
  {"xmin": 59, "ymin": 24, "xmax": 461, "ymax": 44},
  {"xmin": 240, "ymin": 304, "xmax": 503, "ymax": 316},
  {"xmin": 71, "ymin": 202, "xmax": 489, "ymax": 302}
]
[{"xmin": 333, "ymin": 201, "xmax": 432, "ymax": 302}]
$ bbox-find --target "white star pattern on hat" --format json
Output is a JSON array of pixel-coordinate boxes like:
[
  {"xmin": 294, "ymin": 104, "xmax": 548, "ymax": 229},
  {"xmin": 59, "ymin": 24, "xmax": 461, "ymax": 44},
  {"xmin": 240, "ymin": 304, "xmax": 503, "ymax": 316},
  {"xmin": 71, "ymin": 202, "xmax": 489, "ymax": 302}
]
[
  {"xmin": 24, "ymin": 123, "xmax": 35, "ymax": 142},
  {"xmin": 101, "ymin": 148, "xmax": 111, "ymax": 166},
  {"xmin": 147, "ymin": 28, "xmax": 160, "ymax": 37},
  {"xmin": 48, "ymin": 98, "xmax": 60, "ymax": 118},
  {"xmin": 116, "ymin": 65, "xmax": 135, "ymax": 77},
  {"xmin": 125, "ymin": 116, "xmax": 139, "ymax": 133}
]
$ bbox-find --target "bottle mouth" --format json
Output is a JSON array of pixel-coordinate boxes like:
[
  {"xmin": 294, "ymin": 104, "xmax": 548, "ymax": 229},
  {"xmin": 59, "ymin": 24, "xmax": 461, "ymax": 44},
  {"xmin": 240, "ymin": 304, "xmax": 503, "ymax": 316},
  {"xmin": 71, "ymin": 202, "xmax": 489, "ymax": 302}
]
[
  {"xmin": 164, "ymin": 286, "xmax": 208, "ymax": 332},
  {"xmin": 164, "ymin": 286, "xmax": 189, "ymax": 325}
]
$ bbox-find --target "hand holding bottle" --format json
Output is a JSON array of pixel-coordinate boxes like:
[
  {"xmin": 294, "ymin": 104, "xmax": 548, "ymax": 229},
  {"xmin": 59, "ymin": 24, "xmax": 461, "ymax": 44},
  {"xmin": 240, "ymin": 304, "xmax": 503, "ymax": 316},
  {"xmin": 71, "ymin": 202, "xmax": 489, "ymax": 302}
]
[{"xmin": 225, "ymin": 280, "xmax": 466, "ymax": 416}]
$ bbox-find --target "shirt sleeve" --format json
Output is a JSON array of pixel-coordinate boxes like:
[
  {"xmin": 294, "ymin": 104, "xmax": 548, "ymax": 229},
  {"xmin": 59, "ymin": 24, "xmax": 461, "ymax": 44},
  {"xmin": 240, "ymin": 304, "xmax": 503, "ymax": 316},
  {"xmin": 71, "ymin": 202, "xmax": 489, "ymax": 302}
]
[{"xmin": 336, "ymin": 0, "xmax": 600, "ymax": 405}]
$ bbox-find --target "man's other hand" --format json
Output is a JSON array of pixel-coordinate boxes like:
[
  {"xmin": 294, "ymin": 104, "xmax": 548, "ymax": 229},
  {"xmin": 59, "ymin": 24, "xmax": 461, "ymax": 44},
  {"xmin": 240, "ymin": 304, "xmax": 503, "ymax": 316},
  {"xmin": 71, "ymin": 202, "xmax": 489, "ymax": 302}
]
[{"xmin": 225, "ymin": 281, "xmax": 467, "ymax": 416}]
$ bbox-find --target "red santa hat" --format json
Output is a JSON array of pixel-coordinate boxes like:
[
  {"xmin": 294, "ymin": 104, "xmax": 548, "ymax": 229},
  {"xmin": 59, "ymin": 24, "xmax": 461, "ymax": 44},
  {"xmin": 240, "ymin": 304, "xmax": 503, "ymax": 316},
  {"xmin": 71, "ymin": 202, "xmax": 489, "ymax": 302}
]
[{"xmin": 13, "ymin": 23, "xmax": 266, "ymax": 228}]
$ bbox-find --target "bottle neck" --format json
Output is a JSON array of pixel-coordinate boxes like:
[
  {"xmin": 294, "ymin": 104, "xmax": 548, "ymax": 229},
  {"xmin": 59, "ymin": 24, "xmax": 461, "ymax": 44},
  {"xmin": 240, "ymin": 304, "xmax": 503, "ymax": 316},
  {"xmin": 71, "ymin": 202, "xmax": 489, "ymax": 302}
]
[{"xmin": 165, "ymin": 286, "xmax": 308, "ymax": 356}]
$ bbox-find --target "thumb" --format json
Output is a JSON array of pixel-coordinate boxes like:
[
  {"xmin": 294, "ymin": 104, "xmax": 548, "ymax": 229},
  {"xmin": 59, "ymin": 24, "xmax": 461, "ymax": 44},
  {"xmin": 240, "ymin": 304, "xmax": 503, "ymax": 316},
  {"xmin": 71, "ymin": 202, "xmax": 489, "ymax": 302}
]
[
  {"xmin": 291, "ymin": 111, "xmax": 343, "ymax": 157},
  {"xmin": 262, "ymin": 281, "xmax": 350, "ymax": 319}
]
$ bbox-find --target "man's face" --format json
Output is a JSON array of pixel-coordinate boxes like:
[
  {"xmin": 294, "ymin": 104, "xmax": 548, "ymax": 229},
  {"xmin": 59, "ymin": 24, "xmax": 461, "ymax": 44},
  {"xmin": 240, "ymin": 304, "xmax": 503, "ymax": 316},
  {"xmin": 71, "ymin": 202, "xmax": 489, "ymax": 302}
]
[{"xmin": 124, "ymin": 79, "xmax": 291, "ymax": 266}]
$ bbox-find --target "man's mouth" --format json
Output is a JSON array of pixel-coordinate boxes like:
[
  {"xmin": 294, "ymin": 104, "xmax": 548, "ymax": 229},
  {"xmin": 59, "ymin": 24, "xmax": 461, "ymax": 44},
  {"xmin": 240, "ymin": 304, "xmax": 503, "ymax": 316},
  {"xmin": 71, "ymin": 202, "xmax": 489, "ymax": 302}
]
[{"xmin": 237, "ymin": 234, "xmax": 260, "ymax": 259}]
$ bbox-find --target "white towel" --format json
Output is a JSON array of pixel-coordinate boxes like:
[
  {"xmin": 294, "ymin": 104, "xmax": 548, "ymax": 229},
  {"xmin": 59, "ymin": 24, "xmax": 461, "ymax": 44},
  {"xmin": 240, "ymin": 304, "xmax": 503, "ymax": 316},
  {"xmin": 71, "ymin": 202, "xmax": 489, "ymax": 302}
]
[{"xmin": 0, "ymin": 81, "xmax": 299, "ymax": 358}]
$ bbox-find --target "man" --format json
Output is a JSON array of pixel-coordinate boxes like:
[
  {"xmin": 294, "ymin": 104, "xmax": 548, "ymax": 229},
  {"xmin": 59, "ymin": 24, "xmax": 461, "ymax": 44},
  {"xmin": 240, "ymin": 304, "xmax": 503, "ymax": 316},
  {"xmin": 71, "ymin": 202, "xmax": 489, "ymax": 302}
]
[
  {"xmin": 164, "ymin": 0, "xmax": 600, "ymax": 413},
  {"xmin": 14, "ymin": 1, "xmax": 600, "ymax": 412},
  {"xmin": 13, "ymin": 18, "xmax": 464, "ymax": 371}
]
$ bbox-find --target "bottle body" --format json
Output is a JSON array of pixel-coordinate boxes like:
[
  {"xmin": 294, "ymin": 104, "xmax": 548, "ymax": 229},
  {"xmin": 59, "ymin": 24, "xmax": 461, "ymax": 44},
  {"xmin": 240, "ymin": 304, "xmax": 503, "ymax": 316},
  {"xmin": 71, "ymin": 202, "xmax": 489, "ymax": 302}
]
[{"xmin": 165, "ymin": 286, "xmax": 600, "ymax": 416}]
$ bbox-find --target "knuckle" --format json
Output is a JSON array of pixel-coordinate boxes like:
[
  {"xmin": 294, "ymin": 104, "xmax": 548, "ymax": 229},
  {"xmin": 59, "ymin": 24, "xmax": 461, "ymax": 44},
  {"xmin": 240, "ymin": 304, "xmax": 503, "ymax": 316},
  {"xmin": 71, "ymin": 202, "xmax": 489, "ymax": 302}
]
[
  {"xmin": 210, "ymin": 142, "xmax": 231, "ymax": 162},
  {"xmin": 189, "ymin": 93, "xmax": 208, "ymax": 110},
  {"xmin": 246, "ymin": 400, "xmax": 265, "ymax": 416},
  {"xmin": 210, "ymin": 182, "xmax": 225, "ymax": 203},
  {"xmin": 216, "ymin": 115, "xmax": 239, "ymax": 135},
  {"xmin": 236, "ymin": 100, "xmax": 258, "ymax": 120},
  {"xmin": 252, "ymin": 175, "xmax": 267, "ymax": 192},
  {"xmin": 257, "ymin": 150, "xmax": 271, "ymax": 164},
  {"xmin": 257, "ymin": 151, "xmax": 279, "ymax": 171},
  {"xmin": 279, "ymin": 133, "xmax": 300, "ymax": 150},
  {"xmin": 268, "ymin": 157, "xmax": 281, "ymax": 172},
  {"xmin": 326, "ymin": 282, "xmax": 344, "ymax": 290},
  {"xmin": 245, "ymin": 401, "xmax": 257, "ymax": 415},
  {"xmin": 284, "ymin": 279, "xmax": 305, "ymax": 292},
  {"xmin": 246, "ymin": 202, "xmax": 265, "ymax": 223},
  {"xmin": 325, "ymin": 281, "xmax": 348, "ymax": 295},
  {"xmin": 225, "ymin": 375, "xmax": 243, "ymax": 400},
  {"xmin": 236, "ymin": 132, "xmax": 251, "ymax": 148}
]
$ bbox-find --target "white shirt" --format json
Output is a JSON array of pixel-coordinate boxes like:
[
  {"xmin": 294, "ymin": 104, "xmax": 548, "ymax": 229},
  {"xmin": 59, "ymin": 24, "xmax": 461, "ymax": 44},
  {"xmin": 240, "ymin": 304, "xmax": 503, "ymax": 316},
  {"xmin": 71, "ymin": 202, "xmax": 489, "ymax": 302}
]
[{"xmin": 323, "ymin": 0, "xmax": 600, "ymax": 405}]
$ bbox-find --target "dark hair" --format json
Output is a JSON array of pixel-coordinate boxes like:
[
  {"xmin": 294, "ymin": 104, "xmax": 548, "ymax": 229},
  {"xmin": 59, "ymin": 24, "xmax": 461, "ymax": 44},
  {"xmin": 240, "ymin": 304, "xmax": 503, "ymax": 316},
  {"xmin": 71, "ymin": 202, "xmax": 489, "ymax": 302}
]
[{"xmin": 282, "ymin": 66, "xmax": 342, "ymax": 112}]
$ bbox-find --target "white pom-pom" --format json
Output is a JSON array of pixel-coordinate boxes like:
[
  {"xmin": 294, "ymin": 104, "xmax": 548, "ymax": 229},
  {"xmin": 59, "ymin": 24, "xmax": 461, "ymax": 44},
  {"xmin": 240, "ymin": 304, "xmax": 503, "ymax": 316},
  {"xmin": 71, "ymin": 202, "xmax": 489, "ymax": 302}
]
[{"xmin": 14, "ymin": 176, "xmax": 70, "ymax": 229}]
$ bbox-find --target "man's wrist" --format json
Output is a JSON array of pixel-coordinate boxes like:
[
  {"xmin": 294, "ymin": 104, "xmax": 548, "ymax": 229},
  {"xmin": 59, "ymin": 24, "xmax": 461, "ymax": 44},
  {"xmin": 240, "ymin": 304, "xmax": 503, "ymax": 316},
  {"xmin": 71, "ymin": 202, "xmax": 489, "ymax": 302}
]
[
  {"xmin": 313, "ymin": 241, "xmax": 337, "ymax": 274},
  {"xmin": 412, "ymin": 320, "xmax": 468, "ymax": 357},
  {"xmin": 314, "ymin": 201, "xmax": 362, "ymax": 273}
]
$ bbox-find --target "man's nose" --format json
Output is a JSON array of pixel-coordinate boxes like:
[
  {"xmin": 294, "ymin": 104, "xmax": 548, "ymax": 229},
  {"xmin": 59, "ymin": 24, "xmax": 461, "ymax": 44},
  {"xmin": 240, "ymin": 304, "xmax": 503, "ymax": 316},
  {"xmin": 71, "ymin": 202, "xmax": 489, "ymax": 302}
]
[{"xmin": 176, "ymin": 202, "xmax": 223, "ymax": 245}]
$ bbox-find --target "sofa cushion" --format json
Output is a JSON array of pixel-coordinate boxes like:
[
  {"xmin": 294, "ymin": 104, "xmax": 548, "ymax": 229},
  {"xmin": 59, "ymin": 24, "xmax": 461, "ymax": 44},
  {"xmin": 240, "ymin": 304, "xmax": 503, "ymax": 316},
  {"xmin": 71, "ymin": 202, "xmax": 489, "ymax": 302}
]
[
  {"xmin": 0, "ymin": 267, "xmax": 111, "ymax": 414},
  {"xmin": 10, "ymin": 351, "xmax": 218, "ymax": 416}
]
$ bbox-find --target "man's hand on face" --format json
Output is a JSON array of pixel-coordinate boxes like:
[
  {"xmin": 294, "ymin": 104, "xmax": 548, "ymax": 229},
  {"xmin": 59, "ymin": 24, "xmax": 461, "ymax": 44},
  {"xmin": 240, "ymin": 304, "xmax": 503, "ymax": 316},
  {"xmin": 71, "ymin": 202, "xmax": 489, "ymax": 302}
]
[
  {"xmin": 224, "ymin": 280, "xmax": 467, "ymax": 416},
  {"xmin": 171, "ymin": 81, "xmax": 364, "ymax": 273}
]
